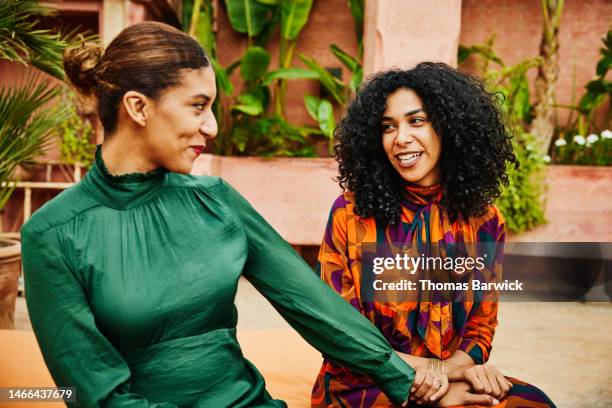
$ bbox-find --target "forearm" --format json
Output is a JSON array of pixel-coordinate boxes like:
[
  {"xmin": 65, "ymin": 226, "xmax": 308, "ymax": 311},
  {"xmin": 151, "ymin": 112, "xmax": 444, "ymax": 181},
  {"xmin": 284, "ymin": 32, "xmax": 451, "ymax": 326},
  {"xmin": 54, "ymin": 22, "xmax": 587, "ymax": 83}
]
[{"xmin": 396, "ymin": 352, "xmax": 430, "ymax": 369}]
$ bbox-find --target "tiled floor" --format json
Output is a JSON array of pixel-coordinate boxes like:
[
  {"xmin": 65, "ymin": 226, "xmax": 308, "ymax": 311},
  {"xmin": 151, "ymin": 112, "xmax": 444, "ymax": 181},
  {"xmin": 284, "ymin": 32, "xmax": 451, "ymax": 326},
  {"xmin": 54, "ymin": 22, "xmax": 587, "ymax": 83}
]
[{"xmin": 14, "ymin": 279, "xmax": 612, "ymax": 408}]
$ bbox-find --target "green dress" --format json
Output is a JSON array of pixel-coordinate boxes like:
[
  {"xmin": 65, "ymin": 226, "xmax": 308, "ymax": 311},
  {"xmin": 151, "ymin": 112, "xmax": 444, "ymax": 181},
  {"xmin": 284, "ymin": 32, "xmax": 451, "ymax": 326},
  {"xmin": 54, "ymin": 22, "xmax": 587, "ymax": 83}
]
[{"xmin": 21, "ymin": 147, "xmax": 415, "ymax": 408}]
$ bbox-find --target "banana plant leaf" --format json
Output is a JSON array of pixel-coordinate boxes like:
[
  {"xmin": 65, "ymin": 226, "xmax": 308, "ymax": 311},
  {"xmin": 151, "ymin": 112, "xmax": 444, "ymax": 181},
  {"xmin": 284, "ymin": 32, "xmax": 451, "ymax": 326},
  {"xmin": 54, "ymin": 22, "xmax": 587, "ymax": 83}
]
[
  {"xmin": 225, "ymin": 0, "xmax": 272, "ymax": 38},
  {"xmin": 240, "ymin": 46, "xmax": 271, "ymax": 81},
  {"xmin": 280, "ymin": 0, "xmax": 313, "ymax": 40}
]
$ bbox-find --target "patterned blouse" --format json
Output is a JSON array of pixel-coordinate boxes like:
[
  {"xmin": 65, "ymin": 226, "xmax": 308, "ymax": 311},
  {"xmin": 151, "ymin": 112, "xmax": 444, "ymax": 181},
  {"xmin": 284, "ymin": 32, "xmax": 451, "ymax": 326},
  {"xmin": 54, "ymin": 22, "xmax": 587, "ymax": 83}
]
[{"xmin": 312, "ymin": 184, "xmax": 505, "ymax": 407}]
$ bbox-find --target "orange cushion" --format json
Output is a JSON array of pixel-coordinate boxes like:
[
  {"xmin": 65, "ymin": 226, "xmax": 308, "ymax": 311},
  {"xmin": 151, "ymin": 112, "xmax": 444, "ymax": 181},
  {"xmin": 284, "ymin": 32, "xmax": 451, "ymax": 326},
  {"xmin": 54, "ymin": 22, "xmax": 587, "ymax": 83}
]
[
  {"xmin": 0, "ymin": 329, "xmax": 322, "ymax": 407},
  {"xmin": 0, "ymin": 330, "xmax": 64, "ymax": 408}
]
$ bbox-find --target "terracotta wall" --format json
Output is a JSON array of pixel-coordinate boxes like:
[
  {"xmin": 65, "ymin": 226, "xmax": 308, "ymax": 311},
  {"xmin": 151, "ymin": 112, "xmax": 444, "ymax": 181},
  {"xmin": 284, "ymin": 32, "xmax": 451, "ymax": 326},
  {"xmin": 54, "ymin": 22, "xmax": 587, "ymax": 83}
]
[{"xmin": 460, "ymin": 0, "xmax": 611, "ymax": 126}]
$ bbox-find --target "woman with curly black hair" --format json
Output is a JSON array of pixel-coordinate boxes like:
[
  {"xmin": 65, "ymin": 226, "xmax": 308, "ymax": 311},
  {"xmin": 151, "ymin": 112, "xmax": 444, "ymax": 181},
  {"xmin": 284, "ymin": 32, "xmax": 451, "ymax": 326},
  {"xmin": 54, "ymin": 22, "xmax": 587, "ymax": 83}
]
[{"xmin": 312, "ymin": 63, "xmax": 556, "ymax": 408}]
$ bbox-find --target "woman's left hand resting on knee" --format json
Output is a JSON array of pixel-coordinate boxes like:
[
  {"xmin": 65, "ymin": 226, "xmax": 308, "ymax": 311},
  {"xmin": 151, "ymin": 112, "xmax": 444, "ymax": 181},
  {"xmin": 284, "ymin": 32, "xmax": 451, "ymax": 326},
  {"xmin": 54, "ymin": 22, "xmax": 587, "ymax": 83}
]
[{"xmin": 446, "ymin": 364, "xmax": 512, "ymax": 401}]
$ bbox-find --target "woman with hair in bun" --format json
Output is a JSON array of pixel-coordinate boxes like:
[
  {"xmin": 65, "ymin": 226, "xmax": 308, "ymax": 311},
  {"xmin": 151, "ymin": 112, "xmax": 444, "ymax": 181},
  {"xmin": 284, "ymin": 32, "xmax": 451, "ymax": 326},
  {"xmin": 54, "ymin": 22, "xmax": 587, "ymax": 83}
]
[
  {"xmin": 21, "ymin": 22, "xmax": 423, "ymax": 408},
  {"xmin": 312, "ymin": 64, "xmax": 557, "ymax": 408}
]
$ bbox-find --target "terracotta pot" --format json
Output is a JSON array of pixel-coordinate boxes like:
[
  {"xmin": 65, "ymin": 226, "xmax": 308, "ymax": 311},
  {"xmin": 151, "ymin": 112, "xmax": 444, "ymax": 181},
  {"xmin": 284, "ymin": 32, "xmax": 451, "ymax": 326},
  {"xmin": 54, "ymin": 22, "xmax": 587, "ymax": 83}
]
[{"xmin": 0, "ymin": 237, "xmax": 21, "ymax": 329}]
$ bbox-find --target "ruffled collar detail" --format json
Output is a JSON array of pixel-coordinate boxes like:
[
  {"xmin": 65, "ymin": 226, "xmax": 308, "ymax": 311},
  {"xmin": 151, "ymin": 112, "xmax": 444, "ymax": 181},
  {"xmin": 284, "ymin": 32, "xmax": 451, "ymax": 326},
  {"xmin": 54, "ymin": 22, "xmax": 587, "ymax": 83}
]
[{"xmin": 82, "ymin": 145, "xmax": 168, "ymax": 210}]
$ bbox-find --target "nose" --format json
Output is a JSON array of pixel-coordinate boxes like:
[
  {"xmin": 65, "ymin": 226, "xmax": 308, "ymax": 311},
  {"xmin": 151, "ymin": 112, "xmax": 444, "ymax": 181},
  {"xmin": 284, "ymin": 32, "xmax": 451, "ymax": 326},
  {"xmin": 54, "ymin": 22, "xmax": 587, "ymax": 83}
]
[
  {"xmin": 395, "ymin": 124, "xmax": 415, "ymax": 146},
  {"xmin": 200, "ymin": 110, "xmax": 218, "ymax": 140}
]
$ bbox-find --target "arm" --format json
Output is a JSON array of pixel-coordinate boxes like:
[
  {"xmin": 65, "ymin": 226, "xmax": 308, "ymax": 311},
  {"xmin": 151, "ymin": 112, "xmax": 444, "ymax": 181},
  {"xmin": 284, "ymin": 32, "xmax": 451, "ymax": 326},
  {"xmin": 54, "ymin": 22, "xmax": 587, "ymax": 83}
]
[
  {"xmin": 217, "ymin": 182, "xmax": 415, "ymax": 405},
  {"xmin": 22, "ymin": 226, "xmax": 177, "ymax": 408},
  {"xmin": 455, "ymin": 215, "xmax": 506, "ymax": 366}
]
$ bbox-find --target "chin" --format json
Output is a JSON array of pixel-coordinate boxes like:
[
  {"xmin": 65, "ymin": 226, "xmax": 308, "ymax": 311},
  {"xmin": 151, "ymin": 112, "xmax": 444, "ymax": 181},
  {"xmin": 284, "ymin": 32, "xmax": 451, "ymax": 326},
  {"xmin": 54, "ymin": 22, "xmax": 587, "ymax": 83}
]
[{"xmin": 167, "ymin": 160, "xmax": 194, "ymax": 174}]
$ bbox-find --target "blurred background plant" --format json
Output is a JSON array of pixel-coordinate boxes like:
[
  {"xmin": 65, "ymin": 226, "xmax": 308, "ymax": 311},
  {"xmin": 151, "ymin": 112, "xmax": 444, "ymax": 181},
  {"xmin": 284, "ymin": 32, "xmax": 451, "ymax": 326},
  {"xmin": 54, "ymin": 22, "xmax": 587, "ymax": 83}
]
[
  {"xmin": 553, "ymin": 130, "xmax": 611, "ymax": 166},
  {"xmin": 459, "ymin": 34, "xmax": 547, "ymax": 233},
  {"xmin": 552, "ymin": 30, "xmax": 611, "ymax": 165},
  {"xmin": 0, "ymin": 0, "xmax": 80, "ymax": 210},
  {"xmin": 53, "ymin": 85, "xmax": 95, "ymax": 167},
  {"xmin": 183, "ymin": 0, "xmax": 364, "ymax": 157}
]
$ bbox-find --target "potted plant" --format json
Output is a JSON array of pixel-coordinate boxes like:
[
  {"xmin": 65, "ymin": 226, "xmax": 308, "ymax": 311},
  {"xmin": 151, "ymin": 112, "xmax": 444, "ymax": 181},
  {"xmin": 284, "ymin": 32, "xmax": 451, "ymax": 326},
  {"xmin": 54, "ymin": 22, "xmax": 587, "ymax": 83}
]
[{"xmin": 0, "ymin": 0, "xmax": 73, "ymax": 329}]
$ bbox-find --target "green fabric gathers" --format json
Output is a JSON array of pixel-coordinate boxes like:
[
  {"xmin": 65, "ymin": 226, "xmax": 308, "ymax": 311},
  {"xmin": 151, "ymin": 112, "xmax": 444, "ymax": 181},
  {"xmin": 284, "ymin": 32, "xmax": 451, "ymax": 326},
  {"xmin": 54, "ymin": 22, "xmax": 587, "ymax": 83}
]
[{"xmin": 21, "ymin": 146, "xmax": 414, "ymax": 407}]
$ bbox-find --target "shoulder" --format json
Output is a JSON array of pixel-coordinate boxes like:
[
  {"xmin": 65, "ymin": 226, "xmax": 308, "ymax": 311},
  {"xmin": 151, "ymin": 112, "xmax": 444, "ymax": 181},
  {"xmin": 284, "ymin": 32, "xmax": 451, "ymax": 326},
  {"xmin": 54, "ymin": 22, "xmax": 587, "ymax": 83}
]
[
  {"xmin": 329, "ymin": 191, "xmax": 356, "ymax": 215},
  {"xmin": 21, "ymin": 183, "xmax": 99, "ymax": 237},
  {"xmin": 468, "ymin": 204, "xmax": 505, "ymax": 241}
]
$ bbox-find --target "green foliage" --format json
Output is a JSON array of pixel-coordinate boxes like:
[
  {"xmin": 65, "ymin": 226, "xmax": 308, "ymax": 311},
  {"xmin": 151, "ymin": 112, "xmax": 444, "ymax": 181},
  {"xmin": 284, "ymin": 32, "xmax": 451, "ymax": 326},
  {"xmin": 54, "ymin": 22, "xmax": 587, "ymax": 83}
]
[
  {"xmin": 459, "ymin": 35, "xmax": 547, "ymax": 233},
  {"xmin": 553, "ymin": 132, "xmax": 611, "ymax": 166},
  {"xmin": 496, "ymin": 133, "xmax": 547, "ymax": 233},
  {"xmin": 280, "ymin": 0, "xmax": 313, "ymax": 41},
  {"xmin": 0, "ymin": 74, "xmax": 66, "ymax": 209},
  {"xmin": 0, "ymin": 0, "xmax": 86, "ymax": 80},
  {"xmin": 226, "ymin": 116, "xmax": 320, "ymax": 157},
  {"xmin": 190, "ymin": 0, "xmax": 363, "ymax": 157},
  {"xmin": 347, "ymin": 0, "xmax": 364, "ymax": 58},
  {"xmin": 53, "ymin": 86, "xmax": 95, "ymax": 166},
  {"xmin": 553, "ymin": 30, "xmax": 611, "ymax": 162},
  {"xmin": 240, "ymin": 46, "xmax": 271, "ymax": 81},
  {"xmin": 304, "ymin": 95, "xmax": 335, "ymax": 154},
  {"xmin": 224, "ymin": 0, "xmax": 272, "ymax": 39}
]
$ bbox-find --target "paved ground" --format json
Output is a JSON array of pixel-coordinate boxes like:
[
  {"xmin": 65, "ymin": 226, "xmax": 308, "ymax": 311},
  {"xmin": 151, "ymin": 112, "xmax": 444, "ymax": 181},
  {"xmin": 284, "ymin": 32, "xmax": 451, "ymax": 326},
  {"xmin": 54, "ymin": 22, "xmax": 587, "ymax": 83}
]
[{"xmin": 15, "ymin": 278, "xmax": 612, "ymax": 407}]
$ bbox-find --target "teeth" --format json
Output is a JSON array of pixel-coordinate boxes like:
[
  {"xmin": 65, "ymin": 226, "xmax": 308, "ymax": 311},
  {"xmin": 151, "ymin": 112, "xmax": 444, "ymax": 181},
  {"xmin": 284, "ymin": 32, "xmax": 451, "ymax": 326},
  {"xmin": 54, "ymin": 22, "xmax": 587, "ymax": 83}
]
[{"xmin": 398, "ymin": 152, "xmax": 421, "ymax": 160}]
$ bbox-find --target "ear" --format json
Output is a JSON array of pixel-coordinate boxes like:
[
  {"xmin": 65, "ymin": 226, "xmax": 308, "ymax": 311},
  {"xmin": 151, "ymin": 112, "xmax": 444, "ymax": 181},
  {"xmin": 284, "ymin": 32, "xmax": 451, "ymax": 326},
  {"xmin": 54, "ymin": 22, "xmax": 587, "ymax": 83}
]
[{"xmin": 122, "ymin": 91, "xmax": 150, "ymax": 127}]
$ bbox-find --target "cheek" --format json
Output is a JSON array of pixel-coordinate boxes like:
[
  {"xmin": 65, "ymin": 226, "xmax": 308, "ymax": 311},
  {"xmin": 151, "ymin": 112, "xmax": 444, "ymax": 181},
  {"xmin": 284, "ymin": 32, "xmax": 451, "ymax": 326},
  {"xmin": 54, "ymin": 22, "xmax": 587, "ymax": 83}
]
[{"xmin": 382, "ymin": 134, "xmax": 394, "ymax": 156}]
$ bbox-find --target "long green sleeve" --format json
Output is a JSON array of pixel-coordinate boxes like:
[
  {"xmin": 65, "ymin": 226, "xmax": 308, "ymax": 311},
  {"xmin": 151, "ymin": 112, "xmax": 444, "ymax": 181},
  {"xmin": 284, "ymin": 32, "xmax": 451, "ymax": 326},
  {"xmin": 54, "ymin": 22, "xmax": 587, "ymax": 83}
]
[
  {"xmin": 22, "ymin": 225, "xmax": 178, "ymax": 408},
  {"xmin": 216, "ymin": 180, "xmax": 415, "ymax": 405}
]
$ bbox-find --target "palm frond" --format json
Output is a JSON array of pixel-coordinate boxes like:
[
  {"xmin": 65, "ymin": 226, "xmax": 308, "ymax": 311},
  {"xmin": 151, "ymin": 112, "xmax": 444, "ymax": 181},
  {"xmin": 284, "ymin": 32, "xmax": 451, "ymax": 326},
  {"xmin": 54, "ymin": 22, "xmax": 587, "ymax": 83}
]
[
  {"xmin": 0, "ymin": 0, "xmax": 91, "ymax": 79},
  {"xmin": 0, "ymin": 73, "xmax": 67, "ymax": 208}
]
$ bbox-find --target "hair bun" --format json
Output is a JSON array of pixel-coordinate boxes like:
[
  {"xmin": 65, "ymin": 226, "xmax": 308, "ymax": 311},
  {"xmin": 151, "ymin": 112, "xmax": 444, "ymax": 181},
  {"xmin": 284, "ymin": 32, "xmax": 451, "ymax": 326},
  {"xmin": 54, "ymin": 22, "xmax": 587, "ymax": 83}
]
[{"xmin": 63, "ymin": 40, "xmax": 103, "ymax": 96}]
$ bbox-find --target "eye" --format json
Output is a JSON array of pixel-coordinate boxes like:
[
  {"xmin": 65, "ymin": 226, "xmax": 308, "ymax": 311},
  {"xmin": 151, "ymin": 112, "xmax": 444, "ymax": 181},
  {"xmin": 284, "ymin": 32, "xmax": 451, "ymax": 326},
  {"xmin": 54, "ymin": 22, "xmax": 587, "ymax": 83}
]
[
  {"xmin": 382, "ymin": 123, "xmax": 396, "ymax": 133},
  {"xmin": 193, "ymin": 102, "xmax": 206, "ymax": 111},
  {"xmin": 410, "ymin": 117, "xmax": 426, "ymax": 125}
]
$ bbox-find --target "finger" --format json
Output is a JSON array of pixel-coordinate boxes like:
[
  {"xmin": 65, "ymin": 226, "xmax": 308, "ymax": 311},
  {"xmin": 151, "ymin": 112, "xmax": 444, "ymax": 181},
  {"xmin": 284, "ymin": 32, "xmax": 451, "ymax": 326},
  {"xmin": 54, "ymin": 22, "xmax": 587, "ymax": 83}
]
[
  {"xmin": 410, "ymin": 370, "xmax": 425, "ymax": 395},
  {"xmin": 413, "ymin": 371, "xmax": 434, "ymax": 399},
  {"xmin": 485, "ymin": 367, "xmax": 502, "ymax": 398},
  {"xmin": 421, "ymin": 377, "xmax": 441, "ymax": 403},
  {"xmin": 465, "ymin": 392, "xmax": 500, "ymax": 406},
  {"xmin": 477, "ymin": 371, "xmax": 493, "ymax": 395},
  {"xmin": 466, "ymin": 370, "xmax": 485, "ymax": 393},
  {"xmin": 429, "ymin": 377, "xmax": 449, "ymax": 402},
  {"xmin": 497, "ymin": 372, "xmax": 511, "ymax": 396}
]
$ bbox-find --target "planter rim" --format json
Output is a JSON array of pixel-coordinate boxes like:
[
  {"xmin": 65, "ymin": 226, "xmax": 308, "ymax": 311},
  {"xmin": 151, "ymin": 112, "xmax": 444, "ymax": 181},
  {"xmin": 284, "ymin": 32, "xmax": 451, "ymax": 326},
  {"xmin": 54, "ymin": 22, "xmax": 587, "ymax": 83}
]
[
  {"xmin": 204, "ymin": 153, "xmax": 336, "ymax": 163},
  {"xmin": 0, "ymin": 238, "xmax": 21, "ymax": 261}
]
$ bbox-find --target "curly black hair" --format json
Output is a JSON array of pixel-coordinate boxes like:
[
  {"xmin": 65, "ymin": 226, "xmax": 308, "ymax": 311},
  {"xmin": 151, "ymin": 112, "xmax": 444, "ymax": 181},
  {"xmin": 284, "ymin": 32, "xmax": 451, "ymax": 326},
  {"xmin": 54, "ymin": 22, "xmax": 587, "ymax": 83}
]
[{"xmin": 334, "ymin": 62, "xmax": 517, "ymax": 225}]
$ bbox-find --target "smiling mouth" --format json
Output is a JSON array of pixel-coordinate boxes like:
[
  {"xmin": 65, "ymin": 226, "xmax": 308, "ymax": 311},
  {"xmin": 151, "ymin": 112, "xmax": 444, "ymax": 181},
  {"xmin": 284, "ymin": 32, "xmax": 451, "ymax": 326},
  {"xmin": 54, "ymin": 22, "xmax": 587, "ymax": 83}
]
[{"xmin": 396, "ymin": 152, "xmax": 423, "ymax": 168}]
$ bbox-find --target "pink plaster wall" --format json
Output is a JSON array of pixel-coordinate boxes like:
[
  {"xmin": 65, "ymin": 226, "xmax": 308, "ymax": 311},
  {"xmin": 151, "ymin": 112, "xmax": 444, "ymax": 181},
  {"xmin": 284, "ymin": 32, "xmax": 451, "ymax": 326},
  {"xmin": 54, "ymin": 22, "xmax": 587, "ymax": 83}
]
[
  {"xmin": 460, "ymin": 0, "xmax": 611, "ymax": 127},
  {"xmin": 508, "ymin": 166, "xmax": 612, "ymax": 242},
  {"xmin": 363, "ymin": 0, "xmax": 461, "ymax": 75},
  {"xmin": 191, "ymin": 155, "xmax": 342, "ymax": 246}
]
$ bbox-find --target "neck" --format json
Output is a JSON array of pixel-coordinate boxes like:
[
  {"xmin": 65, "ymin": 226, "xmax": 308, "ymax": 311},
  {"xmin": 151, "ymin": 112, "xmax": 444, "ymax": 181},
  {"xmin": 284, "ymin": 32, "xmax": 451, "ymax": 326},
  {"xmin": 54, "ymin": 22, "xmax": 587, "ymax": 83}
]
[{"xmin": 101, "ymin": 131, "xmax": 158, "ymax": 176}]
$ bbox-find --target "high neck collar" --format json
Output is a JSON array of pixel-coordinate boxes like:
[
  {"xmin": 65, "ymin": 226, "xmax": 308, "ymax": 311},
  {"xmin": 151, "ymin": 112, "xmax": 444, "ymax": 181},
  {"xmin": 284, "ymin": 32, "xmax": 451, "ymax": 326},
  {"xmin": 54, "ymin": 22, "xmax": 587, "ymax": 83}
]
[
  {"xmin": 402, "ymin": 182, "xmax": 442, "ymax": 206},
  {"xmin": 82, "ymin": 145, "xmax": 168, "ymax": 210}
]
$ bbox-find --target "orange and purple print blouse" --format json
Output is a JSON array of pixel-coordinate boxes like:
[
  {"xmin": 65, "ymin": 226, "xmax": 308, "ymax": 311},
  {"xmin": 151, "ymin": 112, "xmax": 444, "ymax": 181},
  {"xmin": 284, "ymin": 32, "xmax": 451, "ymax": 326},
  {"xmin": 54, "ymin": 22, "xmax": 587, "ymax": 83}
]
[{"xmin": 312, "ymin": 183, "xmax": 505, "ymax": 407}]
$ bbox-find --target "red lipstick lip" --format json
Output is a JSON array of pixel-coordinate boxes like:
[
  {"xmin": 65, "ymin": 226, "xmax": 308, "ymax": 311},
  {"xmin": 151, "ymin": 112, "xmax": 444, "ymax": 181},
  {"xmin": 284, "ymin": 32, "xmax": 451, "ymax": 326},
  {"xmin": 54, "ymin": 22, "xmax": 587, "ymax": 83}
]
[{"xmin": 190, "ymin": 145, "xmax": 205, "ymax": 155}]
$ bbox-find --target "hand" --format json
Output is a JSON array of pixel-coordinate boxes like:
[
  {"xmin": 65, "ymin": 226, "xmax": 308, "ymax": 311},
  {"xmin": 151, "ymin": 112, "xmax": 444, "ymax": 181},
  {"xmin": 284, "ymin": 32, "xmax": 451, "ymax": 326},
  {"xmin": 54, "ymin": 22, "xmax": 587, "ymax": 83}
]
[
  {"xmin": 447, "ymin": 364, "xmax": 512, "ymax": 400},
  {"xmin": 408, "ymin": 364, "xmax": 449, "ymax": 405},
  {"xmin": 434, "ymin": 381, "xmax": 500, "ymax": 407}
]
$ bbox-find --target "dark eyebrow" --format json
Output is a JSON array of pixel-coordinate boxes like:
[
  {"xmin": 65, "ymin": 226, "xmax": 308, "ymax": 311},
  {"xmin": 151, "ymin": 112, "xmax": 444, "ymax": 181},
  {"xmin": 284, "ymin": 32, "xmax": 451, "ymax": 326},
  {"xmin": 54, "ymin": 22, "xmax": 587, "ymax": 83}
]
[
  {"xmin": 381, "ymin": 108, "xmax": 424, "ymax": 121},
  {"xmin": 192, "ymin": 93, "xmax": 211, "ymax": 101}
]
